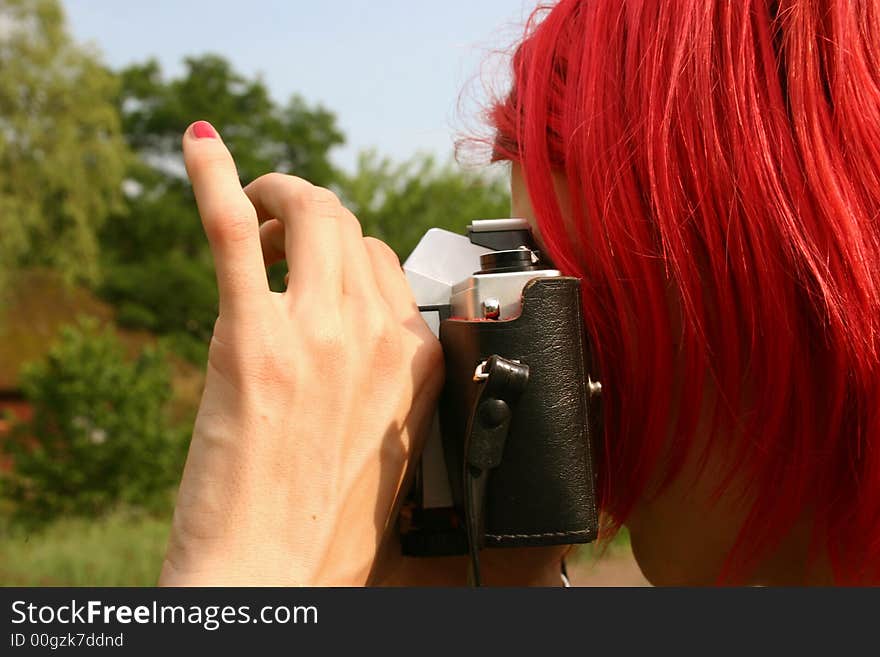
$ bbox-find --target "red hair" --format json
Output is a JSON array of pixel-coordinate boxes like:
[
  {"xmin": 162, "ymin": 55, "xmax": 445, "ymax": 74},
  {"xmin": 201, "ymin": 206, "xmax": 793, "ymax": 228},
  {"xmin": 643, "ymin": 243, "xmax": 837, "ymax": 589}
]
[{"xmin": 491, "ymin": 0, "xmax": 880, "ymax": 584}]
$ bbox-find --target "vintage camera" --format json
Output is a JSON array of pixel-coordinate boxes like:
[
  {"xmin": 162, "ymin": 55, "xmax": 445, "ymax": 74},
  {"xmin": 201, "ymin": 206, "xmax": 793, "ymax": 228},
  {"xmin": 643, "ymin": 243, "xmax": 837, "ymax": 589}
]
[{"xmin": 399, "ymin": 219, "xmax": 600, "ymax": 572}]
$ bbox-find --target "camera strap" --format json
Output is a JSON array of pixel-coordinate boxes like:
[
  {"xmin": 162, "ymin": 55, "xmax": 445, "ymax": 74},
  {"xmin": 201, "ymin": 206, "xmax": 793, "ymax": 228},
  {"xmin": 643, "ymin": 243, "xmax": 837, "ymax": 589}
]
[{"xmin": 462, "ymin": 355, "xmax": 530, "ymax": 586}]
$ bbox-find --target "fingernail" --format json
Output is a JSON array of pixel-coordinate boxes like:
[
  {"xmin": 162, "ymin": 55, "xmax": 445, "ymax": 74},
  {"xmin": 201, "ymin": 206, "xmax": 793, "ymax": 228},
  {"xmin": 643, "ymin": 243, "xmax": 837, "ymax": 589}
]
[{"xmin": 191, "ymin": 120, "xmax": 218, "ymax": 139}]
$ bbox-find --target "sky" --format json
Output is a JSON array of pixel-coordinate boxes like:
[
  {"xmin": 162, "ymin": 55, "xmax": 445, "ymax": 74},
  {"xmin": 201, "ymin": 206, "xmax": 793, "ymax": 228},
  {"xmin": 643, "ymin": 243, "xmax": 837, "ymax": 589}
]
[{"xmin": 62, "ymin": 0, "xmax": 535, "ymax": 172}]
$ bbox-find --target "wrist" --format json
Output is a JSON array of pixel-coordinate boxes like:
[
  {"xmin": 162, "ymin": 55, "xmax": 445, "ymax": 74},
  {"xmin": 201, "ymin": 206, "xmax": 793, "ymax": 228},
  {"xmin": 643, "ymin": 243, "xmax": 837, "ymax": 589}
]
[{"xmin": 158, "ymin": 548, "xmax": 316, "ymax": 587}]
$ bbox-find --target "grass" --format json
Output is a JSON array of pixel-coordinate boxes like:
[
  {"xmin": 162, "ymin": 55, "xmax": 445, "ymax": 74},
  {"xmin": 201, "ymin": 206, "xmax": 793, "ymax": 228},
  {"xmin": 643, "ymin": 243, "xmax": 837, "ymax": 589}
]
[
  {"xmin": 0, "ymin": 508, "xmax": 633, "ymax": 586},
  {"xmin": 0, "ymin": 510, "xmax": 171, "ymax": 586}
]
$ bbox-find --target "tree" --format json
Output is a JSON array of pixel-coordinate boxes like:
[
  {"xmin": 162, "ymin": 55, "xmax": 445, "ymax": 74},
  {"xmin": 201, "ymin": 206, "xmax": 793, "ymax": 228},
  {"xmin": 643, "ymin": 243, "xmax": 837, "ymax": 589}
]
[
  {"xmin": 0, "ymin": 0, "xmax": 127, "ymax": 286},
  {"xmin": 342, "ymin": 151, "xmax": 511, "ymax": 259},
  {"xmin": 117, "ymin": 55, "xmax": 343, "ymax": 188},
  {"xmin": 1, "ymin": 320, "xmax": 185, "ymax": 523},
  {"xmin": 104, "ymin": 54, "xmax": 345, "ymax": 260},
  {"xmin": 99, "ymin": 55, "xmax": 346, "ymax": 359},
  {"xmin": 95, "ymin": 52, "xmax": 509, "ymax": 361}
]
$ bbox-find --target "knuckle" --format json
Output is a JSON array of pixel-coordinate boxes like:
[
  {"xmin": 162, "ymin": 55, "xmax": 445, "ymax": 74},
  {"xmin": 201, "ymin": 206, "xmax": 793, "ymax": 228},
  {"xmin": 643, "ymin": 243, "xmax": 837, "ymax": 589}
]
[
  {"xmin": 246, "ymin": 171, "xmax": 287, "ymax": 193},
  {"xmin": 250, "ymin": 350, "xmax": 300, "ymax": 389},
  {"xmin": 307, "ymin": 186, "xmax": 342, "ymax": 215},
  {"xmin": 310, "ymin": 185, "xmax": 339, "ymax": 204},
  {"xmin": 304, "ymin": 321, "xmax": 346, "ymax": 361},
  {"xmin": 426, "ymin": 337, "xmax": 444, "ymax": 374},
  {"xmin": 255, "ymin": 171, "xmax": 292, "ymax": 189},
  {"xmin": 208, "ymin": 329, "xmax": 298, "ymax": 392},
  {"xmin": 262, "ymin": 171, "xmax": 289, "ymax": 183},
  {"xmin": 338, "ymin": 208, "xmax": 363, "ymax": 237},
  {"xmin": 203, "ymin": 208, "xmax": 256, "ymax": 246},
  {"xmin": 363, "ymin": 311, "xmax": 402, "ymax": 364},
  {"xmin": 258, "ymin": 174, "xmax": 311, "ymax": 215},
  {"xmin": 305, "ymin": 186, "xmax": 345, "ymax": 219},
  {"xmin": 364, "ymin": 236, "xmax": 400, "ymax": 267},
  {"xmin": 412, "ymin": 330, "xmax": 444, "ymax": 390}
]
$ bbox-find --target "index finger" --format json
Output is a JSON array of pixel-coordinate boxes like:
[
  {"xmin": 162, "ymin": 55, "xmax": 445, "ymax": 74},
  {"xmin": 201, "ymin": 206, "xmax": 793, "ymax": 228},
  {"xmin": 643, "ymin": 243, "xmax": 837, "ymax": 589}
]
[{"xmin": 183, "ymin": 120, "xmax": 269, "ymax": 316}]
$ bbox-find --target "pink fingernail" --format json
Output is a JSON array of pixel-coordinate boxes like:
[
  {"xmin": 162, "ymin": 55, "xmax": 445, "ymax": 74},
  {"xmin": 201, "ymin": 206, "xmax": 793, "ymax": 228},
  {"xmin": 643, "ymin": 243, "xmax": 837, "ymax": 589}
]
[{"xmin": 191, "ymin": 120, "xmax": 218, "ymax": 139}]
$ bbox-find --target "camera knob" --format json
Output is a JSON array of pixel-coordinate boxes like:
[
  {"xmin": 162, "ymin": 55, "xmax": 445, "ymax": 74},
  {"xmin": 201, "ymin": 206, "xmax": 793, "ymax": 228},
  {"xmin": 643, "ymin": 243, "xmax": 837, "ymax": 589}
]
[{"xmin": 482, "ymin": 298, "xmax": 501, "ymax": 320}]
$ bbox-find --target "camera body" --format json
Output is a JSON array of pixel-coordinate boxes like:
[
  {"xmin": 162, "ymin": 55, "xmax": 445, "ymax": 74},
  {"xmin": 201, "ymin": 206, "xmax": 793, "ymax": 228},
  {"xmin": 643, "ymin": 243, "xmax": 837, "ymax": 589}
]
[{"xmin": 400, "ymin": 219, "xmax": 600, "ymax": 557}]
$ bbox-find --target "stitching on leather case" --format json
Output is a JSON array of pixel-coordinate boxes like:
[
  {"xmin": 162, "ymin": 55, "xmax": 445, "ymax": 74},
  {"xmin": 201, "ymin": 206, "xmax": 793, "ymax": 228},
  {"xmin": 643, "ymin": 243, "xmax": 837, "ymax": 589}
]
[
  {"xmin": 486, "ymin": 528, "xmax": 595, "ymax": 539},
  {"xmin": 569, "ymin": 280, "xmax": 599, "ymax": 524}
]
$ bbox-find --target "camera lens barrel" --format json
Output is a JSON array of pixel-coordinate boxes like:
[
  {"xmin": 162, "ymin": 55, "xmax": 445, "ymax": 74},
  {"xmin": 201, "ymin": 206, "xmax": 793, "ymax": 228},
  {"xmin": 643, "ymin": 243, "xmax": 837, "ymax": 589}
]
[{"xmin": 478, "ymin": 249, "xmax": 542, "ymax": 274}]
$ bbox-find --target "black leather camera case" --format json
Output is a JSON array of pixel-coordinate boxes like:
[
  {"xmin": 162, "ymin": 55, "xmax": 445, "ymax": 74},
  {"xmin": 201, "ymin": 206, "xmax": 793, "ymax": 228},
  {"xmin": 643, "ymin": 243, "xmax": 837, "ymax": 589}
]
[{"xmin": 439, "ymin": 276, "xmax": 599, "ymax": 548}]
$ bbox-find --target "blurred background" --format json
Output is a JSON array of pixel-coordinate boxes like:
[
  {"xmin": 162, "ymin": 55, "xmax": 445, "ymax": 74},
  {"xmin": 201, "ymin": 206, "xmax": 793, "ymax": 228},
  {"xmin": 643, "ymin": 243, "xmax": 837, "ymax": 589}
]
[{"xmin": 0, "ymin": 0, "xmax": 645, "ymax": 585}]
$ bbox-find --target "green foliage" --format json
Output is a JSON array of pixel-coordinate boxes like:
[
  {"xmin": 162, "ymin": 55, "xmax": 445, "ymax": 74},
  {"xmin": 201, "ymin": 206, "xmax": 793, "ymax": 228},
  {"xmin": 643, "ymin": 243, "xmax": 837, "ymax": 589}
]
[
  {"xmin": 0, "ymin": 510, "xmax": 169, "ymax": 585},
  {"xmin": 0, "ymin": 0, "xmax": 127, "ymax": 285},
  {"xmin": 117, "ymin": 55, "xmax": 344, "ymax": 186},
  {"xmin": 1, "ymin": 320, "xmax": 185, "ymax": 523},
  {"xmin": 342, "ymin": 151, "xmax": 511, "ymax": 259},
  {"xmin": 101, "ymin": 251, "xmax": 216, "ymax": 359}
]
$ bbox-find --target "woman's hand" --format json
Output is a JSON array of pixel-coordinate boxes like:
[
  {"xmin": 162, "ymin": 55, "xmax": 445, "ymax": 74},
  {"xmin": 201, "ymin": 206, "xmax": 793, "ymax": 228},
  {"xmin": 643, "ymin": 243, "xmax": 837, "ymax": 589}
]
[{"xmin": 159, "ymin": 121, "xmax": 443, "ymax": 586}]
